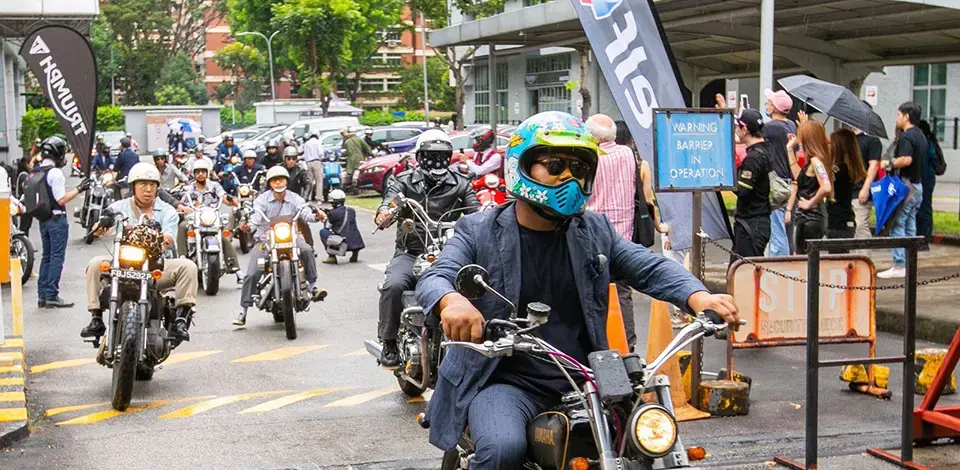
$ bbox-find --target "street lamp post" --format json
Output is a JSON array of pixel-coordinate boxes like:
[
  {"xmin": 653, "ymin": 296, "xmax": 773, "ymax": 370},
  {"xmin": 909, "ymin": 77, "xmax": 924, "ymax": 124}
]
[{"xmin": 237, "ymin": 30, "xmax": 280, "ymax": 101}]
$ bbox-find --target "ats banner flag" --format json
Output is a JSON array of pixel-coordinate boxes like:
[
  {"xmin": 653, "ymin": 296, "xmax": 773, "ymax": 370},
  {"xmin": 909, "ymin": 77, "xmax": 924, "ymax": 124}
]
[
  {"xmin": 571, "ymin": 0, "xmax": 730, "ymax": 250},
  {"xmin": 19, "ymin": 25, "xmax": 98, "ymax": 174}
]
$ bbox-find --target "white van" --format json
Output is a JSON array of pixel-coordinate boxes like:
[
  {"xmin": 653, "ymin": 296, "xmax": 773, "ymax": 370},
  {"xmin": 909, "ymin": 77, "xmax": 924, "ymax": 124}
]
[{"xmin": 282, "ymin": 117, "xmax": 361, "ymax": 141}]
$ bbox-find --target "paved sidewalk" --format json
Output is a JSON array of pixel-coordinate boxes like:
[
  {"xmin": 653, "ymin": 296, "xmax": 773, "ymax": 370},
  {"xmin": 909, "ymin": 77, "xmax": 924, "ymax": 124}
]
[{"xmin": 701, "ymin": 241, "xmax": 960, "ymax": 344}]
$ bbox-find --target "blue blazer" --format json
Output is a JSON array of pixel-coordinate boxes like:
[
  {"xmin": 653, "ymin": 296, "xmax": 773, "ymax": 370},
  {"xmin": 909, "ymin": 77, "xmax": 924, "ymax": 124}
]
[{"xmin": 416, "ymin": 202, "xmax": 707, "ymax": 451}]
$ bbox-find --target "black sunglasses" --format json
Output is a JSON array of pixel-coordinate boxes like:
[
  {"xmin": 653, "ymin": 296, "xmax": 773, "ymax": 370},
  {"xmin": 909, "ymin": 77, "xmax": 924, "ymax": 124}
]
[{"xmin": 536, "ymin": 156, "xmax": 591, "ymax": 179}]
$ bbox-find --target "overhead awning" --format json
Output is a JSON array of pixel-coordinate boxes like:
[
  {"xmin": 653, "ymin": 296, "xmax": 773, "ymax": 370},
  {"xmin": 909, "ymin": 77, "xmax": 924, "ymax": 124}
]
[{"xmin": 430, "ymin": 0, "xmax": 960, "ymax": 79}]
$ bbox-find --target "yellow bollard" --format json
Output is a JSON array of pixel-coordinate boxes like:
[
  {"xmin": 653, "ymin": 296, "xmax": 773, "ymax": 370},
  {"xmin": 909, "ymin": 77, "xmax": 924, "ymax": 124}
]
[
  {"xmin": 0, "ymin": 186, "xmax": 10, "ymax": 284},
  {"xmin": 10, "ymin": 258, "xmax": 22, "ymax": 336},
  {"xmin": 916, "ymin": 348, "xmax": 956, "ymax": 395}
]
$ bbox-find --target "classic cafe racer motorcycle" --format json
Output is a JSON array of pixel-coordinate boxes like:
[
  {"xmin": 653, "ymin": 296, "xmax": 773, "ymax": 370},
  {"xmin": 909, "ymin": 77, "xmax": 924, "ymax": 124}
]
[
  {"xmin": 84, "ymin": 210, "xmax": 184, "ymax": 411},
  {"xmin": 248, "ymin": 204, "xmax": 326, "ymax": 340},
  {"xmin": 433, "ymin": 265, "xmax": 739, "ymax": 470},
  {"xmin": 183, "ymin": 191, "xmax": 230, "ymax": 295},
  {"xmin": 364, "ymin": 194, "xmax": 459, "ymax": 398}
]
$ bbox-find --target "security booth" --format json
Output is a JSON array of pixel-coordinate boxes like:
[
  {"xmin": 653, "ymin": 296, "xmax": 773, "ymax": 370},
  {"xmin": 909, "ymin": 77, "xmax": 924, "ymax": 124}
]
[{"xmin": 120, "ymin": 105, "xmax": 222, "ymax": 153}]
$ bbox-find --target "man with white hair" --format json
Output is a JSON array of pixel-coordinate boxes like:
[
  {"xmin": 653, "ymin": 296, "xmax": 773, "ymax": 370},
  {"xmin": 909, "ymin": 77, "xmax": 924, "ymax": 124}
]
[{"xmin": 585, "ymin": 114, "xmax": 641, "ymax": 349}]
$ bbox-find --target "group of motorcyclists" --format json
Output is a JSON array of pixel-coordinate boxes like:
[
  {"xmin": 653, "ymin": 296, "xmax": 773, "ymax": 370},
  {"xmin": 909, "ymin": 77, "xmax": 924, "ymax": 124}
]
[{"xmin": 22, "ymin": 110, "xmax": 742, "ymax": 468}]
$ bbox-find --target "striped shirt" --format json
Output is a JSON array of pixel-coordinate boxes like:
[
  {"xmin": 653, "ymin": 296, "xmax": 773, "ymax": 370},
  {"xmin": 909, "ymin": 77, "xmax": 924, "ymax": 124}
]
[{"xmin": 586, "ymin": 141, "xmax": 636, "ymax": 240}]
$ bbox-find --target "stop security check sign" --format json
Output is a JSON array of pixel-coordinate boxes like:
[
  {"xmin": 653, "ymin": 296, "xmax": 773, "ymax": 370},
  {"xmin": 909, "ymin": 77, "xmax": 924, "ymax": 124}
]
[{"xmin": 653, "ymin": 109, "xmax": 735, "ymax": 192}]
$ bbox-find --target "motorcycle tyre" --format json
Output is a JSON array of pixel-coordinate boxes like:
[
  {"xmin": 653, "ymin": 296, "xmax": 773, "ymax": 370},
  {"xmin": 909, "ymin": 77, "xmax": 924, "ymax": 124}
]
[
  {"xmin": 203, "ymin": 253, "xmax": 220, "ymax": 295},
  {"xmin": 111, "ymin": 301, "xmax": 141, "ymax": 411},
  {"xmin": 397, "ymin": 375, "xmax": 426, "ymax": 398},
  {"xmin": 238, "ymin": 231, "xmax": 253, "ymax": 254},
  {"xmin": 11, "ymin": 234, "xmax": 34, "ymax": 285},
  {"xmin": 278, "ymin": 260, "xmax": 297, "ymax": 339},
  {"xmin": 84, "ymin": 231, "xmax": 95, "ymax": 245},
  {"xmin": 440, "ymin": 450, "xmax": 462, "ymax": 470}
]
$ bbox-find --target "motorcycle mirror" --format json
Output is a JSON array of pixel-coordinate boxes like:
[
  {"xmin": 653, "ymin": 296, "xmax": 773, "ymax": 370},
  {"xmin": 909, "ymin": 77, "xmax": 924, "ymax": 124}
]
[
  {"xmin": 399, "ymin": 218, "xmax": 415, "ymax": 234},
  {"xmin": 455, "ymin": 264, "xmax": 490, "ymax": 299}
]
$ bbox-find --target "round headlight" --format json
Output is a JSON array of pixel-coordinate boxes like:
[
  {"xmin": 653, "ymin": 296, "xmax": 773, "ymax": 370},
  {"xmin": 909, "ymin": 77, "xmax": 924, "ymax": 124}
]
[
  {"xmin": 231, "ymin": 156, "xmax": 240, "ymax": 165},
  {"xmin": 273, "ymin": 222, "xmax": 292, "ymax": 242},
  {"xmin": 484, "ymin": 173, "xmax": 498, "ymax": 188},
  {"xmin": 629, "ymin": 404, "xmax": 677, "ymax": 457},
  {"xmin": 102, "ymin": 172, "xmax": 115, "ymax": 184},
  {"xmin": 199, "ymin": 208, "xmax": 218, "ymax": 227},
  {"xmin": 118, "ymin": 245, "xmax": 146, "ymax": 264},
  {"xmin": 92, "ymin": 187, "xmax": 105, "ymax": 197},
  {"xmin": 239, "ymin": 185, "xmax": 251, "ymax": 197}
]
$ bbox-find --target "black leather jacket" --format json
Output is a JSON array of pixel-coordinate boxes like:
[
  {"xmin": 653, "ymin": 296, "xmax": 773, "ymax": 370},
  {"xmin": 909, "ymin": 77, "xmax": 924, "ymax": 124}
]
[{"xmin": 380, "ymin": 168, "xmax": 480, "ymax": 254}]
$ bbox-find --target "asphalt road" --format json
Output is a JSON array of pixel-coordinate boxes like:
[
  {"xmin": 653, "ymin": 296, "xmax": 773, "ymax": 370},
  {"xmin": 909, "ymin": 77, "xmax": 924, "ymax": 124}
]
[{"xmin": 2, "ymin": 181, "xmax": 959, "ymax": 469}]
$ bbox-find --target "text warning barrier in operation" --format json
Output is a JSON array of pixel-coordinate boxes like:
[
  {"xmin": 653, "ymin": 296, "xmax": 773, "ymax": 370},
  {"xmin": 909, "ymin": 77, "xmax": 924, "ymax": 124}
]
[{"xmin": 653, "ymin": 109, "xmax": 735, "ymax": 192}]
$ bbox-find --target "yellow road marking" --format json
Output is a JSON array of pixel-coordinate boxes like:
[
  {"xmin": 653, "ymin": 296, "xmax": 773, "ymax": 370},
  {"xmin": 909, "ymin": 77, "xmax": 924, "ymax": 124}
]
[
  {"xmin": 0, "ymin": 377, "xmax": 24, "ymax": 386},
  {"xmin": 239, "ymin": 388, "xmax": 348, "ymax": 414},
  {"xmin": 31, "ymin": 358, "xmax": 96, "ymax": 374},
  {"xmin": 230, "ymin": 345, "xmax": 328, "ymax": 363},
  {"xmin": 0, "ymin": 356, "xmax": 11, "ymax": 367},
  {"xmin": 0, "ymin": 365, "xmax": 24, "ymax": 374},
  {"xmin": 159, "ymin": 391, "xmax": 290, "ymax": 419},
  {"xmin": 46, "ymin": 403, "xmax": 109, "ymax": 417},
  {"xmin": 0, "ymin": 391, "xmax": 26, "ymax": 402},
  {"xmin": 163, "ymin": 350, "xmax": 222, "ymax": 366},
  {"xmin": 0, "ymin": 338, "xmax": 23, "ymax": 348},
  {"xmin": 0, "ymin": 352, "xmax": 23, "ymax": 362},
  {"xmin": 58, "ymin": 396, "xmax": 214, "ymax": 426},
  {"xmin": 342, "ymin": 348, "xmax": 368, "ymax": 357},
  {"xmin": 0, "ymin": 408, "xmax": 28, "ymax": 422},
  {"xmin": 406, "ymin": 389, "xmax": 434, "ymax": 404},
  {"xmin": 323, "ymin": 387, "xmax": 397, "ymax": 408}
]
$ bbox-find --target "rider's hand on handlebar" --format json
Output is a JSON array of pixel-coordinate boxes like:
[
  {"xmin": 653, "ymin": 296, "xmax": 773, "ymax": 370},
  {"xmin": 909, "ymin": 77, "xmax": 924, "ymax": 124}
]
[
  {"xmin": 439, "ymin": 293, "xmax": 486, "ymax": 343},
  {"xmin": 687, "ymin": 292, "xmax": 740, "ymax": 330},
  {"xmin": 162, "ymin": 234, "xmax": 174, "ymax": 250},
  {"xmin": 374, "ymin": 210, "xmax": 391, "ymax": 227},
  {"xmin": 177, "ymin": 204, "xmax": 192, "ymax": 214},
  {"xmin": 239, "ymin": 222, "xmax": 250, "ymax": 232},
  {"xmin": 76, "ymin": 178, "xmax": 93, "ymax": 192}
]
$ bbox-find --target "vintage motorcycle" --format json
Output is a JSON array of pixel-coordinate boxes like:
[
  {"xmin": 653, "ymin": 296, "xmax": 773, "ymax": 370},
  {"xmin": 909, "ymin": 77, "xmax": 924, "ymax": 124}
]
[
  {"xmin": 471, "ymin": 173, "xmax": 507, "ymax": 209},
  {"xmin": 435, "ymin": 265, "xmax": 737, "ymax": 470},
  {"xmin": 84, "ymin": 210, "xmax": 183, "ymax": 411},
  {"xmin": 249, "ymin": 205, "xmax": 325, "ymax": 340},
  {"xmin": 74, "ymin": 170, "xmax": 122, "ymax": 244},
  {"xmin": 364, "ymin": 194, "xmax": 459, "ymax": 398},
  {"xmin": 232, "ymin": 171, "xmax": 264, "ymax": 254},
  {"xmin": 183, "ymin": 191, "xmax": 231, "ymax": 295}
]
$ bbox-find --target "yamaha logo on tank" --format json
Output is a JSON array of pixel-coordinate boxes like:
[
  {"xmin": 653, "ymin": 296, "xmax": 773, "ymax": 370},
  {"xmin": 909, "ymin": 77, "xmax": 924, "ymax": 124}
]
[{"xmin": 19, "ymin": 25, "xmax": 98, "ymax": 174}]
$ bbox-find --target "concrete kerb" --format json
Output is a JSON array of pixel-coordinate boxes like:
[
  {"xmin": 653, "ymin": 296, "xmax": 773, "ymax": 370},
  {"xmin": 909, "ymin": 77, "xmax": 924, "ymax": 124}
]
[
  {"xmin": 702, "ymin": 278, "xmax": 960, "ymax": 345},
  {"xmin": 0, "ymin": 335, "xmax": 28, "ymax": 448}
]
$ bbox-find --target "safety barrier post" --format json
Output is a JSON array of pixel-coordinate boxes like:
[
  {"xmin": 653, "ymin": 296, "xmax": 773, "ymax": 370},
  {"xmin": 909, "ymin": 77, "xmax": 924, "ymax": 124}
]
[
  {"xmin": 774, "ymin": 236, "xmax": 925, "ymax": 470},
  {"xmin": 10, "ymin": 259, "xmax": 22, "ymax": 337}
]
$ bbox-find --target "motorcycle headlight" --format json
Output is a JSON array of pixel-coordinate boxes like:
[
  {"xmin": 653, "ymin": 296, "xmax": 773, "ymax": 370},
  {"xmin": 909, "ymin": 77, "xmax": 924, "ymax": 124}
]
[
  {"xmin": 118, "ymin": 245, "xmax": 146, "ymax": 264},
  {"xmin": 273, "ymin": 222, "xmax": 292, "ymax": 242},
  {"xmin": 92, "ymin": 187, "xmax": 105, "ymax": 197},
  {"xmin": 231, "ymin": 156, "xmax": 240, "ymax": 165},
  {"xmin": 101, "ymin": 172, "xmax": 115, "ymax": 184},
  {"xmin": 484, "ymin": 173, "xmax": 499, "ymax": 188},
  {"xmin": 629, "ymin": 404, "xmax": 678, "ymax": 457},
  {"xmin": 239, "ymin": 185, "xmax": 251, "ymax": 197},
  {"xmin": 199, "ymin": 208, "xmax": 218, "ymax": 227}
]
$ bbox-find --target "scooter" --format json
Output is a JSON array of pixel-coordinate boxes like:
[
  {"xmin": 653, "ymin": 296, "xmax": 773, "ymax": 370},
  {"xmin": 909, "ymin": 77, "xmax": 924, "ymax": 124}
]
[
  {"xmin": 471, "ymin": 173, "xmax": 507, "ymax": 209},
  {"xmin": 322, "ymin": 150, "xmax": 344, "ymax": 202}
]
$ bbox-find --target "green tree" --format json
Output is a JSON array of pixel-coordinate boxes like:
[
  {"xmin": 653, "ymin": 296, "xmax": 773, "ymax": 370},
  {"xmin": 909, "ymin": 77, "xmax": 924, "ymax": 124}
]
[
  {"xmin": 99, "ymin": 0, "xmax": 174, "ymax": 104},
  {"xmin": 90, "ymin": 17, "xmax": 123, "ymax": 106},
  {"xmin": 96, "ymin": 106, "xmax": 126, "ymax": 131},
  {"xmin": 155, "ymin": 85, "xmax": 195, "ymax": 105},
  {"xmin": 397, "ymin": 57, "xmax": 454, "ymax": 112},
  {"xmin": 272, "ymin": 0, "xmax": 362, "ymax": 113},
  {"xmin": 159, "ymin": 53, "xmax": 209, "ymax": 105},
  {"xmin": 18, "ymin": 108, "xmax": 59, "ymax": 152},
  {"xmin": 338, "ymin": 0, "xmax": 404, "ymax": 102}
]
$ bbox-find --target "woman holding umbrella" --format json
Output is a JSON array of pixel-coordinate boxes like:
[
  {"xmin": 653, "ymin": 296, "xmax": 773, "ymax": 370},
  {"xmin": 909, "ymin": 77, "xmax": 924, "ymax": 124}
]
[{"xmin": 785, "ymin": 120, "xmax": 833, "ymax": 254}]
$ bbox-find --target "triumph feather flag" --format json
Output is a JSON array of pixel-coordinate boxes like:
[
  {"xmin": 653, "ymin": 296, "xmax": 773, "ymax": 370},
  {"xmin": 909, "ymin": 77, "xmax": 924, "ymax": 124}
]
[
  {"xmin": 571, "ymin": 0, "xmax": 730, "ymax": 250},
  {"xmin": 19, "ymin": 25, "xmax": 98, "ymax": 174}
]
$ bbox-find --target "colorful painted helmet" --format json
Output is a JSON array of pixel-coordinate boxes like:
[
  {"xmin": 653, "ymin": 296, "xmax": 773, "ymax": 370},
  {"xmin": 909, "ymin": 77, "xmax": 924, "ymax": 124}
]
[{"xmin": 504, "ymin": 111, "xmax": 600, "ymax": 218}]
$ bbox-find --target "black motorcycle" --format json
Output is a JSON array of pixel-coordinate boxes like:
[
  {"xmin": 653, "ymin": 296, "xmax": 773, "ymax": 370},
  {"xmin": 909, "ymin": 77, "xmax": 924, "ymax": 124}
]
[
  {"xmin": 182, "ymin": 191, "xmax": 230, "ymax": 295},
  {"xmin": 84, "ymin": 210, "xmax": 184, "ymax": 411},
  {"xmin": 365, "ymin": 195, "xmax": 459, "ymax": 398},
  {"xmin": 435, "ymin": 265, "xmax": 738, "ymax": 470},
  {"xmin": 231, "ymin": 171, "xmax": 264, "ymax": 254},
  {"xmin": 249, "ymin": 205, "xmax": 324, "ymax": 340},
  {"xmin": 74, "ymin": 170, "xmax": 122, "ymax": 244}
]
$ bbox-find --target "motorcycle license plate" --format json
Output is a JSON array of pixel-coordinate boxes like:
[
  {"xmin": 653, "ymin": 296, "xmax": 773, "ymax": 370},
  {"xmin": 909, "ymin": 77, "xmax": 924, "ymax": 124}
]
[
  {"xmin": 111, "ymin": 269, "xmax": 150, "ymax": 281},
  {"xmin": 274, "ymin": 242, "xmax": 295, "ymax": 249}
]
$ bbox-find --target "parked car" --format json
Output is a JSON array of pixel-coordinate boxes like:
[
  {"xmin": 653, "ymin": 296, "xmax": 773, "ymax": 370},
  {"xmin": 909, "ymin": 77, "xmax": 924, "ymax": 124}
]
[
  {"xmin": 97, "ymin": 131, "xmax": 127, "ymax": 157},
  {"xmin": 205, "ymin": 128, "xmax": 262, "ymax": 149},
  {"xmin": 318, "ymin": 126, "xmax": 423, "ymax": 161},
  {"xmin": 282, "ymin": 117, "xmax": 361, "ymax": 143},
  {"xmin": 239, "ymin": 125, "xmax": 288, "ymax": 159},
  {"xmin": 356, "ymin": 131, "xmax": 509, "ymax": 193}
]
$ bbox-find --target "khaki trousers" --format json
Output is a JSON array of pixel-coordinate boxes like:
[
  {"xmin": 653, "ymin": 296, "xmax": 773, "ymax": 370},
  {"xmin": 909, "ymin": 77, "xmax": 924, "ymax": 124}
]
[
  {"xmin": 852, "ymin": 198, "xmax": 873, "ymax": 239},
  {"xmin": 307, "ymin": 160, "xmax": 324, "ymax": 201},
  {"xmin": 86, "ymin": 256, "xmax": 198, "ymax": 311}
]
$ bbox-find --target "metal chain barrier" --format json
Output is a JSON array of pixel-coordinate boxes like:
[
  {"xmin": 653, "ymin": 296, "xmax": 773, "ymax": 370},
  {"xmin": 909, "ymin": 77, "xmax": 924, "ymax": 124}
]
[{"xmin": 697, "ymin": 231, "xmax": 960, "ymax": 291}]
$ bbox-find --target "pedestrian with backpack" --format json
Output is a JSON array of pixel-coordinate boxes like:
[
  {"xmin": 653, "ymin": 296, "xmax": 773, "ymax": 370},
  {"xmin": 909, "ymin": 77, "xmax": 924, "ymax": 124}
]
[
  {"xmin": 23, "ymin": 137, "xmax": 90, "ymax": 308},
  {"xmin": 732, "ymin": 109, "xmax": 773, "ymax": 261},
  {"xmin": 917, "ymin": 120, "xmax": 945, "ymax": 242}
]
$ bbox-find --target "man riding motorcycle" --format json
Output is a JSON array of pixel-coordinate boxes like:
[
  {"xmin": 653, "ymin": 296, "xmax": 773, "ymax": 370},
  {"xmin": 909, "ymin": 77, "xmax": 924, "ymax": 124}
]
[
  {"xmin": 414, "ymin": 112, "xmax": 741, "ymax": 468},
  {"xmin": 92, "ymin": 141, "xmax": 114, "ymax": 173},
  {"xmin": 460, "ymin": 130, "xmax": 502, "ymax": 177},
  {"xmin": 176, "ymin": 159, "xmax": 242, "ymax": 277},
  {"xmin": 80, "ymin": 163, "xmax": 198, "ymax": 342},
  {"xmin": 187, "ymin": 145, "xmax": 214, "ymax": 174},
  {"xmin": 169, "ymin": 130, "xmax": 187, "ymax": 154},
  {"xmin": 154, "ymin": 149, "xmax": 189, "ymax": 191},
  {"xmin": 216, "ymin": 135, "xmax": 242, "ymax": 170},
  {"xmin": 282, "ymin": 147, "xmax": 311, "ymax": 197},
  {"xmin": 374, "ymin": 129, "xmax": 480, "ymax": 368},
  {"xmin": 260, "ymin": 138, "xmax": 283, "ymax": 169},
  {"xmin": 235, "ymin": 149, "xmax": 265, "ymax": 189},
  {"xmin": 233, "ymin": 166, "xmax": 326, "ymax": 326}
]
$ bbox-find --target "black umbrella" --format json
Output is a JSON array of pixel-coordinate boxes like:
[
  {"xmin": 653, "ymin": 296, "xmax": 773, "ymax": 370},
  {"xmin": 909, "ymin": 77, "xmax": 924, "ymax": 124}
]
[{"xmin": 778, "ymin": 75, "xmax": 888, "ymax": 139}]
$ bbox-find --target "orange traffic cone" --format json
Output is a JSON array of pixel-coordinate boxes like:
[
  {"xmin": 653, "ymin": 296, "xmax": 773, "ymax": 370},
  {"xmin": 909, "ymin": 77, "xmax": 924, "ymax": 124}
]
[
  {"xmin": 606, "ymin": 284, "xmax": 630, "ymax": 355},
  {"xmin": 646, "ymin": 299, "xmax": 710, "ymax": 422}
]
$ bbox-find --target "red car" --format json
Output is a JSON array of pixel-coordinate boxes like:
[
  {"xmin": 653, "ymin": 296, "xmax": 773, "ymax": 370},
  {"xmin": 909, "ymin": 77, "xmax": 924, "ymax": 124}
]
[{"xmin": 357, "ymin": 131, "xmax": 510, "ymax": 193}]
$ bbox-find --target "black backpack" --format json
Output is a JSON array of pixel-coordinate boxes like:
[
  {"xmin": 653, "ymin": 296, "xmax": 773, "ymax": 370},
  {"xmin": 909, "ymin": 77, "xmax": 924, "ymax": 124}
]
[{"xmin": 22, "ymin": 166, "xmax": 55, "ymax": 221}]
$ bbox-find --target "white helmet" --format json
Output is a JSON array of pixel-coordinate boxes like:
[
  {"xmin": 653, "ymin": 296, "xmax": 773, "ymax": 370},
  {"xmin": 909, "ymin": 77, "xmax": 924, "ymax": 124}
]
[
  {"xmin": 415, "ymin": 129, "xmax": 451, "ymax": 150},
  {"xmin": 192, "ymin": 159, "xmax": 212, "ymax": 173},
  {"xmin": 329, "ymin": 189, "xmax": 346, "ymax": 203},
  {"xmin": 265, "ymin": 165, "xmax": 290, "ymax": 184},
  {"xmin": 347, "ymin": 126, "xmax": 358, "ymax": 135},
  {"xmin": 128, "ymin": 163, "xmax": 161, "ymax": 185},
  {"xmin": 243, "ymin": 149, "xmax": 258, "ymax": 160}
]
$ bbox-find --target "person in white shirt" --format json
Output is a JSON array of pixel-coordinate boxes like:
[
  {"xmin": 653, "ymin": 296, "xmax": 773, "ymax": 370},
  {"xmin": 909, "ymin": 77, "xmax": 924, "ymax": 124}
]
[
  {"xmin": 300, "ymin": 131, "xmax": 324, "ymax": 201},
  {"xmin": 459, "ymin": 130, "xmax": 502, "ymax": 177}
]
